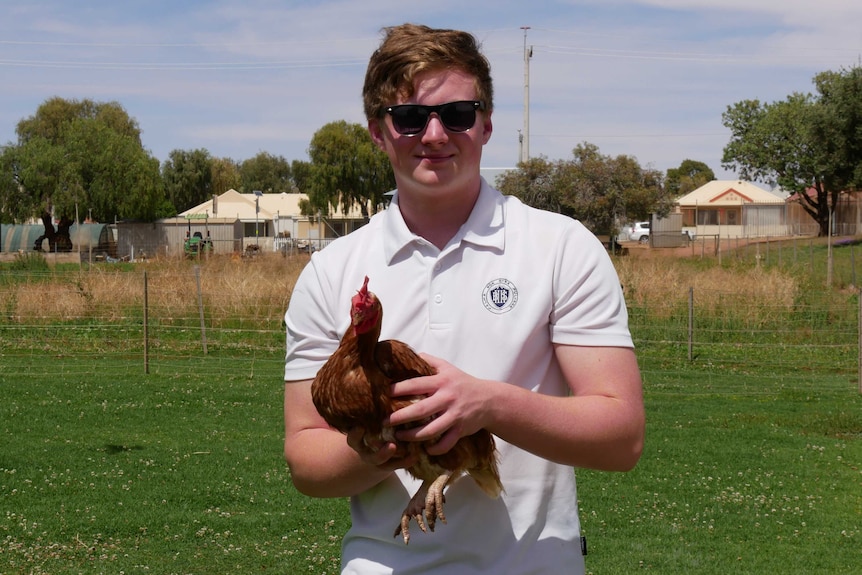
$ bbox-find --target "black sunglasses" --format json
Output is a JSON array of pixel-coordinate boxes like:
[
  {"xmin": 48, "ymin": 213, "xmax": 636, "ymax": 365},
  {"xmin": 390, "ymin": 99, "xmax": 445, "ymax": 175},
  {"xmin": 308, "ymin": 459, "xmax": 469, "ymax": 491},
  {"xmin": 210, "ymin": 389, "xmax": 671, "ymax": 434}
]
[{"xmin": 384, "ymin": 100, "xmax": 484, "ymax": 136}]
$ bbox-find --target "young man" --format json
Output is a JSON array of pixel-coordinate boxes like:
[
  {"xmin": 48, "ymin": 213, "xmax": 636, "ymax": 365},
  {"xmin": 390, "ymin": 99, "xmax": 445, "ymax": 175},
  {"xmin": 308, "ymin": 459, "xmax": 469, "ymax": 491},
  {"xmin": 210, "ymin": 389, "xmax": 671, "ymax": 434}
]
[{"xmin": 284, "ymin": 23, "xmax": 644, "ymax": 574}]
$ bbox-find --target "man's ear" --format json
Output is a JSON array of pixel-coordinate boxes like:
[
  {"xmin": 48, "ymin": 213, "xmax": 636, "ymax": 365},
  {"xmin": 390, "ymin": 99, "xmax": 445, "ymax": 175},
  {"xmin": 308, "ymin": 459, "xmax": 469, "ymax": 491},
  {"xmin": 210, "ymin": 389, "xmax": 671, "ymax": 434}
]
[
  {"xmin": 367, "ymin": 119, "xmax": 386, "ymax": 151},
  {"xmin": 480, "ymin": 111, "xmax": 493, "ymax": 145}
]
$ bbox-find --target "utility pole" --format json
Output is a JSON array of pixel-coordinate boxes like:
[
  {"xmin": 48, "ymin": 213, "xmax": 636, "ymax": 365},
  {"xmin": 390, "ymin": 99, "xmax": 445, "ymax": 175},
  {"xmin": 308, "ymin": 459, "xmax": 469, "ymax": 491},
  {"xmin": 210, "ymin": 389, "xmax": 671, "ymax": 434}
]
[
  {"xmin": 518, "ymin": 129, "xmax": 523, "ymax": 165},
  {"xmin": 520, "ymin": 26, "xmax": 532, "ymax": 164},
  {"xmin": 253, "ymin": 190, "xmax": 263, "ymax": 247}
]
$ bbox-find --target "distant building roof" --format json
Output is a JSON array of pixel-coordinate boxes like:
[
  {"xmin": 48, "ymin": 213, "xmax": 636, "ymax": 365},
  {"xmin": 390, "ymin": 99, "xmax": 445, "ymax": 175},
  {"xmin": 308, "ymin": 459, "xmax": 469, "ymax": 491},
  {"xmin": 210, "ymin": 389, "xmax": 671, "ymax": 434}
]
[
  {"xmin": 179, "ymin": 189, "xmax": 368, "ymax": 220},
  {"xmin": 677, "ymin": 180, "xmax": 784, "ymax": 206}
]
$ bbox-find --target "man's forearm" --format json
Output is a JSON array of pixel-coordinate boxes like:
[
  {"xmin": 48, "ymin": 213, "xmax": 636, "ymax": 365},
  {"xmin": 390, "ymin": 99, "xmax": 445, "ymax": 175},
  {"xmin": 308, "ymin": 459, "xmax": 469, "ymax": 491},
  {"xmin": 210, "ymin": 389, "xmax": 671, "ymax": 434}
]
[{"xmin": 285, "ymin": 428, "xmax": 391, "ymax": 498}]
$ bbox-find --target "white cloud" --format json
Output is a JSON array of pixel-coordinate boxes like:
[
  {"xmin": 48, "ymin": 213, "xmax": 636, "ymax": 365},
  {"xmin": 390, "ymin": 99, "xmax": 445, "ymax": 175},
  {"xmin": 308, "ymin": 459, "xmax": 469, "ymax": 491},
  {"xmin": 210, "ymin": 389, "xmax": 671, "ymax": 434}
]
[{"xmin": 1, "ymin": 0, "xmax": 859, "ymax": 180}]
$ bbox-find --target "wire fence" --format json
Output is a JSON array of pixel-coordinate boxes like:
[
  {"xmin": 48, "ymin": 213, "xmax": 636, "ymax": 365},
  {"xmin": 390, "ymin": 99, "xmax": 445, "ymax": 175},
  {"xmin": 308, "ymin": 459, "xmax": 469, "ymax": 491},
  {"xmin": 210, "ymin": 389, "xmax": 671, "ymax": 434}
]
[
  {"xmin": 0, "ymin": 255, "xmax": 859, "ymax": 393},
  {"xmin": 628, "ymin": 288, "xmax": 860, "ymax": 387}
]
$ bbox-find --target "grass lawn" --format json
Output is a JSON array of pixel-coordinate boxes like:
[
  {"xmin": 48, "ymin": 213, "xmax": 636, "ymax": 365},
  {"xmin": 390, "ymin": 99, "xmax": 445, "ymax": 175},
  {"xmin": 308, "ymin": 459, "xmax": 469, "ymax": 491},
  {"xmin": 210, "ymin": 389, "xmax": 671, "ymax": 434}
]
[
  {"xmin": 1, "ymin": 248, "xmax": 860, "ymax": 573},
  {"xmin": 1, "ymin": 353, "xmax": 347, "ymax": 574},
  {"xmin": 2, "ymin": 351, "xmax": 859, "ymax": 574},
  {"xmin": 578, "ymin": 364, "xmax": 861, "ymax": 574}
]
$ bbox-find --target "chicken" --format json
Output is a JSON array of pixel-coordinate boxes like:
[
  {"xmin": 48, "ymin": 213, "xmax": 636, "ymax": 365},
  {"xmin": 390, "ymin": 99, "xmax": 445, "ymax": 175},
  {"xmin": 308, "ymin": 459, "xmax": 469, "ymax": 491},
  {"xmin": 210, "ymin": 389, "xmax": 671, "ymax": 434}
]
[{"xmin": 311, "ymin": 276, "xmax": 503, "ymax": 544}]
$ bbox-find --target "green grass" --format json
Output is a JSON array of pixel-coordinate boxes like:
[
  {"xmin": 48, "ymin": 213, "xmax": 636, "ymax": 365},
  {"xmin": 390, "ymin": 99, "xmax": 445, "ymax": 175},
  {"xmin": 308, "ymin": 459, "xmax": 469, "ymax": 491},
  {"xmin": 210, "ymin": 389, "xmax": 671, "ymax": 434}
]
[
  {"xmin": 0, "ymin": 354, "xmax": 347, "ymax": 574},
  {"xmin": 2, "ymin": 351, "xmax": 859, "ymax": 574},
  {"xmin": 578, "ymin": 367, "xmax": 861, "ymax": 574},
  {"xmin": 1, "ymin": 244, "xmax": 860, "ymax": 573}
]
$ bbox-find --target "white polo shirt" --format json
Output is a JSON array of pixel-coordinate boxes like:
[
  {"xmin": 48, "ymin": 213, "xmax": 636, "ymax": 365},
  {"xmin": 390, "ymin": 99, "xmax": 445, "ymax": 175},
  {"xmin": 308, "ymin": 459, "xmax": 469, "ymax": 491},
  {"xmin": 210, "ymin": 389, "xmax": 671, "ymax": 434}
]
[{"xmin": 285, "ymin": 179, "xmax": 632, "ymax": 574}]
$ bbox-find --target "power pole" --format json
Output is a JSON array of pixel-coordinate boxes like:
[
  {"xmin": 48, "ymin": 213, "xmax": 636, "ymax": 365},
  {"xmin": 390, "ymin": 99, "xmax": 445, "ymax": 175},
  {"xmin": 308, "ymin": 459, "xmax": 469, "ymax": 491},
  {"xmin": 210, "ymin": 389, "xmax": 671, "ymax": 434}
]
[{"xmin": 520, "ymin": 26, "xmax": 533, "ymax": 164}]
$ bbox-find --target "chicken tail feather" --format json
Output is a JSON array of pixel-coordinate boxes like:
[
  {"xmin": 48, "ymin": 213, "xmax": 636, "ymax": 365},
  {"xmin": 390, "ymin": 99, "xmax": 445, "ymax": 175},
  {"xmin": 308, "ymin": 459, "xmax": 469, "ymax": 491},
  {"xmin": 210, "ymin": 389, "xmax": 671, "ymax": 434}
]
[{"xmin": 469, "ymin": 466, "xmax": 504, "ymax": 498}]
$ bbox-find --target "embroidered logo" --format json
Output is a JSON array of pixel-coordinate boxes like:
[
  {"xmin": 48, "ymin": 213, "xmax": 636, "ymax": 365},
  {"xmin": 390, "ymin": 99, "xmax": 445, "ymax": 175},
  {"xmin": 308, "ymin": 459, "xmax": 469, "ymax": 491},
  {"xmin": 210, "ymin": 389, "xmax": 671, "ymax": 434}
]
[{"xmin": 482, "ymin": 278, "xmax": 518, "ymax": 314}]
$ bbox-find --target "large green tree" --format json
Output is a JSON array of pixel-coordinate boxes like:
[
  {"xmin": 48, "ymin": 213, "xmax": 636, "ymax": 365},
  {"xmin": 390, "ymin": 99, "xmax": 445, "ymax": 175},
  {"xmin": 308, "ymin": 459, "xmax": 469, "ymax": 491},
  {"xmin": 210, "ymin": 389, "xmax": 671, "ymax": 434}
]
[
  {"xmin": 290, "ymin": 159, "xmax": 313, "ymax": 194},
  {"xmin": 497, "ymin": 142, "xmax": 670, "ymax": 236},
  {"xmin": 564, "ymin": 143, "xmax": 668, "ymax": 234},
  {"xmin": 666, "ymin": 159, "xmax": 715, "ymax": 197},
  {"xmin": 210, "ymin": 157, "xmax": 241, "ymax": 198},
  {"xmin": 305, "ymin": 121, "xmax": 394, "ymax": 219},
  {"xmin": 0, "ymin": 97, "xmax": 164, "ymax": 229},
  {"xmin": 495, "ymin": 156, "xmax": 565, "ymax": 214},
  {"xmin": 722, "ymin": 65, "xmax": 862, "ymax": 236},
  {"xmin": 0, "ymin": 146, "xmax": 22, "ymax": 223},
  {"xmin": 162, "ymin": 148, "xmax": 213, "ymax": 214},
  {"xmin": 240, "ymin": 152, "xmax": 294, "ymax": 194}
]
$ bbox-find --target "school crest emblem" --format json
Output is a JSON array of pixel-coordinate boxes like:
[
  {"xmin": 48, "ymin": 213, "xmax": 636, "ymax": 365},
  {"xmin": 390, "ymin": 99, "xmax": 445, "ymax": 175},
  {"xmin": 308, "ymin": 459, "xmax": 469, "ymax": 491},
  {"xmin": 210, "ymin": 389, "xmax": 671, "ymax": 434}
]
[{"xmin": 482, "ymin": 278, "xmax": 518, "ymax": 314}]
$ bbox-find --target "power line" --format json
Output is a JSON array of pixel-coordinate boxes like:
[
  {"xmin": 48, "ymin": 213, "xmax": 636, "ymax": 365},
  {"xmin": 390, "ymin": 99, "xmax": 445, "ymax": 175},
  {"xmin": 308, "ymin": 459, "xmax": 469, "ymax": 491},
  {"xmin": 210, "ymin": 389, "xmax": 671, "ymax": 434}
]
[
  {"xmin": 534, "ymin": 132, "xmax": 728, "ymax": 140},
  {"xmin": 0, "ymin": 58, "xmax": 366, "ymax": 71}
]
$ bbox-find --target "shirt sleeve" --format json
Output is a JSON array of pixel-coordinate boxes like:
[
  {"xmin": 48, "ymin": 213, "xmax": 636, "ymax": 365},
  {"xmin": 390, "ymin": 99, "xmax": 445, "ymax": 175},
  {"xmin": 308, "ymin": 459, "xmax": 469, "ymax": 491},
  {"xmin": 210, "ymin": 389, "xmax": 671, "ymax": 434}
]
[
  {"xmin": 549, "ymin": 221, "xmax": 634, "ymax": 348},
  {"xmin": 283, "ymin": 258, "xmax": 343, "ymax": 382}
]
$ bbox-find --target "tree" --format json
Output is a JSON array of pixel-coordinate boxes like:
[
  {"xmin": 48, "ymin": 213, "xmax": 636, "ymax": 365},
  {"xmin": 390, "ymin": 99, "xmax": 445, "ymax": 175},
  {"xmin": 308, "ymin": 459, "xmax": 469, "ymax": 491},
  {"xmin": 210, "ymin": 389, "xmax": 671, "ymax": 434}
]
[
  {"xmin": 210, "ymin": 157, "xmax": 241, "ymax": 197},
  {"xmin": 240, "ymin": 152, "xmax": 294, "ymax": 194},
  {"xmin": 666, "ymin": 160, "xmax": 715, "ymax": 196},
  {"xmin": 305, "ymin": 121, "xmax": 394, "ymax": 219},
  {"xmin": 497, "ymin": 142, "xmax": 670, "ymax": 236},
  {"xmin": 565, "ymin": 143, "xmax": 669, "ymax": 234},
  {"xmin": 16, "ymin": 97, "xmax": 141, "ymax": 145},
  {"xmin": 495, "ymin": 156, "xmax": 564, "ymax": 214},
  {"xmin": 290, "ymin": 160, "xmax": 313, "ymax": 194},
  {"xmin": 0, "ymin": 146, "xmax": 21, "ymax": 223},
  {"xmin": 162, "ymin": 149, "xmax": 213, "ymax": 214},
  {"xmin": 811, "ymin": 66, "xmax": 862, "ymax": 199},
  {"xmin": 722, "ymin": 65, "xmax": 862, "ymax": 236},
  {"xmin": 1, "ymin": 97, "xmax": 164, "ymax": 232}
]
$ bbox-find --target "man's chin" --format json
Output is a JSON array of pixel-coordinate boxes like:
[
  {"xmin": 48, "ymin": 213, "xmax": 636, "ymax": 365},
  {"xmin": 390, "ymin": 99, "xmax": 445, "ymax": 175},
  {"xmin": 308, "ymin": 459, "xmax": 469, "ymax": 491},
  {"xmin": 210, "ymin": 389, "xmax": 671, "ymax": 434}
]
[{"xmin": 409, "ymin": 165, "xmax": 458, "ymax": 187}]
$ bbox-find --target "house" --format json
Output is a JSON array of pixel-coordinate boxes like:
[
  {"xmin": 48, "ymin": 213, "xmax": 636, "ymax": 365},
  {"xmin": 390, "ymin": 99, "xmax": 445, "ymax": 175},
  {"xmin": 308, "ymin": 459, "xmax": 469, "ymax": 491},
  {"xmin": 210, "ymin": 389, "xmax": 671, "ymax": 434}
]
[
  {"xmin": 675, "ymin": 180, "xmax": 810, "ymax": 239},
  {"xmin": 190, "ymin": 189, "xmax": 373, "ymax": 241},
  {"xmin": 114, "ymin": 189, "xmax": 374, "ymax": 258},
  {"xmin": 179, "ymin": 189, "xmax": 317, "ymax": 250}
]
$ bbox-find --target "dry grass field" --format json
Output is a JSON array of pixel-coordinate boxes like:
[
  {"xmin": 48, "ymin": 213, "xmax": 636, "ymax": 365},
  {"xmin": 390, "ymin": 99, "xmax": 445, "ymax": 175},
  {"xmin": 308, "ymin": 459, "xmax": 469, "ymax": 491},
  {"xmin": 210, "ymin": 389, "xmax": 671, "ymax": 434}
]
[{"xmin": 0, "ymin": 241, "xmax": 810, "ymax": 326}]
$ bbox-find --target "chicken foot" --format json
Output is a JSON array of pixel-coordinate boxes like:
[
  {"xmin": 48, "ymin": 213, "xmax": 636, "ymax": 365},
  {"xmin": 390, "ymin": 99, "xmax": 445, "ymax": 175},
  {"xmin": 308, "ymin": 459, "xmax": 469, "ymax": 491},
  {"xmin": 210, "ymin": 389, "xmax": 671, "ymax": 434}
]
[{"xmin": 394, "ymin": 472, "xmax": 452, "ymax": 545}]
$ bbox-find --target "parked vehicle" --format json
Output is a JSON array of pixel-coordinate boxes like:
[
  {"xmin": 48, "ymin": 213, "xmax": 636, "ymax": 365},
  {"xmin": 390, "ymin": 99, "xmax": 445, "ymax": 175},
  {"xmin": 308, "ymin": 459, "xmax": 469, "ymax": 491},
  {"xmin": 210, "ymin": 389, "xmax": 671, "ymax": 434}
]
[{"xmin": 627, "ymin": 221, "xmax": 650, "ymax": 244}]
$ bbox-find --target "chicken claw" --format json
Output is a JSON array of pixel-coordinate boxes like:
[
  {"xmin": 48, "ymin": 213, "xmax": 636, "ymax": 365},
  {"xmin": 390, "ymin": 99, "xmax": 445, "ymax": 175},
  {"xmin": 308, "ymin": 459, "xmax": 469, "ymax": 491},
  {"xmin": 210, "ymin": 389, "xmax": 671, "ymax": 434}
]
[{"xmin": 394, "ymin": 473, "xmax": 452, "ymax": 545}]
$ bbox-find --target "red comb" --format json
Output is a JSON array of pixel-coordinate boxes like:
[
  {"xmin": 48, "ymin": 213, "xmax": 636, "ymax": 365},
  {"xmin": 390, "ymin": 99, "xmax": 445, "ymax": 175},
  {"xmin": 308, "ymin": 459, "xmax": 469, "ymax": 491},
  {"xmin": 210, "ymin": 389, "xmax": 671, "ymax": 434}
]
[{"xmin": 352, "ymin": 276, "xmax": 370, "ymax": 308}]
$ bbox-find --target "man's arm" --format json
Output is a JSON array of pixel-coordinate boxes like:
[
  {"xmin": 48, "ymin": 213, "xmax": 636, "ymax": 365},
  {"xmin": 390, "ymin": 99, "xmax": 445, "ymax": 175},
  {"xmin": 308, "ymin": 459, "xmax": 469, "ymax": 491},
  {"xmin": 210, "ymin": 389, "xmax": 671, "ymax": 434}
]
[
  {"xmin": 490, "ymin": 344, "xmax": 645, "ymax": 471},
  {"xmin": 283, "ymin": 380, "xmax": 414, "ymax": 497},
  {"xmin": 387, "ymin": 345, "xmax": 644, "ymax": 471}
]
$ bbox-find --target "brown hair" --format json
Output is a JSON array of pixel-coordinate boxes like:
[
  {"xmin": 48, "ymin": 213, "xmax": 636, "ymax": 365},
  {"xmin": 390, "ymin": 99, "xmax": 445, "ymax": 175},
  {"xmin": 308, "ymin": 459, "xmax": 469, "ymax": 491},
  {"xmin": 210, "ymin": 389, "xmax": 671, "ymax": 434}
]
[{"xmin": 362, "ymin": 23, "xmax": 494, "ymax": 121}]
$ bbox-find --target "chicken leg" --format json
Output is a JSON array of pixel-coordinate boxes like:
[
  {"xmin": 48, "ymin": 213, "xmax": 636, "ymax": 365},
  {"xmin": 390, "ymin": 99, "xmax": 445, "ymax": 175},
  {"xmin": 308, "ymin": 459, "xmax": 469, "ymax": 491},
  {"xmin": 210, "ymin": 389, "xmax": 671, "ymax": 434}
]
[{"xmin": 394, "ymin": 472, "xmax": 453, "ymax": 545}]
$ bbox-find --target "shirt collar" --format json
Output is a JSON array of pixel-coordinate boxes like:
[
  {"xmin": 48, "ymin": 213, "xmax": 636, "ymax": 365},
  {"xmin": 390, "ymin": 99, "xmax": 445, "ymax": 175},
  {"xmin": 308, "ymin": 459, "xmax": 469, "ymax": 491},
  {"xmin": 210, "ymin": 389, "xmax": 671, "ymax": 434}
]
[{"xmin": 383, "ymin": 177, "xmax": 505, "ymax": 264}]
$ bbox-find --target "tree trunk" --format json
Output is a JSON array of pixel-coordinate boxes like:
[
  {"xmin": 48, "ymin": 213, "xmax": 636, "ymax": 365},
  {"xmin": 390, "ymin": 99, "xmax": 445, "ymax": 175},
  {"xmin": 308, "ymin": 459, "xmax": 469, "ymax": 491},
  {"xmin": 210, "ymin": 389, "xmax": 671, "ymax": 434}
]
[{"xmin": 33, "ymin": 211, "xmax": 73, "ymax": 252}]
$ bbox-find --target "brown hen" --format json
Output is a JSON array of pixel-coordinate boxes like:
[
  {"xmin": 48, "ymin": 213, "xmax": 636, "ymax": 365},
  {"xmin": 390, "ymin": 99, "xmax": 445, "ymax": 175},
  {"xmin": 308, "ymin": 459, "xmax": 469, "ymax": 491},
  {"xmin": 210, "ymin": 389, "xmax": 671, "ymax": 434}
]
[{"xmin": 311, "ymin": 276, "xmax": 503, "ymax": 544}]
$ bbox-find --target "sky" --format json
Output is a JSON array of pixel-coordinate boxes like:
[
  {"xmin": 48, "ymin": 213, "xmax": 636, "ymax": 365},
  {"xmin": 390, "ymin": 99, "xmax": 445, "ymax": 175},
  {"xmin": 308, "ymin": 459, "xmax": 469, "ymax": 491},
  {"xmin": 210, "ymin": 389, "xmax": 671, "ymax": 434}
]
[{"xmin": 1, "ymin": 0, "xmax": 860, "ymax": 183}]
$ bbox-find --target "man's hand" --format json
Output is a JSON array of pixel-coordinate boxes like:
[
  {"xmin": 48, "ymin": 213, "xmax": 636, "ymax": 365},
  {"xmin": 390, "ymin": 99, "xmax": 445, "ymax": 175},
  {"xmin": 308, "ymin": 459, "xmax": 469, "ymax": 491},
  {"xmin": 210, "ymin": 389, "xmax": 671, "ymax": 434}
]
[{"xmin": 346, "ymin": 427, "xmax": 418, "ymax": 471}]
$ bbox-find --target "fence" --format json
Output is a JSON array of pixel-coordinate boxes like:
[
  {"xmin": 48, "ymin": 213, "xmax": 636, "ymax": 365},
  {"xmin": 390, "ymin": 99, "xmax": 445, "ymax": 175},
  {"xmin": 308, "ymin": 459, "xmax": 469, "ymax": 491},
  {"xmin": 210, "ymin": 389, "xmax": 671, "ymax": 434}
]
[
  {"xmin": 679, "ymin": 236, "xmax": 859, "ymax": 285},
  {"xmin": 628, "ymin": 286, "xmax": 860, "ymax": 391},
  {"xmin": 682, "ymin": 196, "xmax": 861, "ymax": 239},
  {"xmin": 0, "ymin": 253, "xmax": 859, "ymax": 394}
]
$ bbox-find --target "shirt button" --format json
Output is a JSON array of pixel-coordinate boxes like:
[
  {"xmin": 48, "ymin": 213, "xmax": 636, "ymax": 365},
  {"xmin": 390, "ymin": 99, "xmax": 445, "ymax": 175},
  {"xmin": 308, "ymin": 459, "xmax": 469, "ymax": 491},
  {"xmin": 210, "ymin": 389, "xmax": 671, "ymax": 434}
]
[{"xmin": 434, "ymin": 294, "xmax": 443, "ymax": 304}]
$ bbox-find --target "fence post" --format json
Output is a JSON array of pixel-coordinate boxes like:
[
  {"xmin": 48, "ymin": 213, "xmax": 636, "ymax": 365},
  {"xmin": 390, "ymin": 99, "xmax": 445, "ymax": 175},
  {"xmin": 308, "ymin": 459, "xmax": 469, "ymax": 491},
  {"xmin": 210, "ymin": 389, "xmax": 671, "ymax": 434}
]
[
  {"xmin": 688, "ymin": 286, "xmax": 694, "ymax": 362},
  {"xmin": 143, "ymin": 270, "xmax": 149, "ymax": 374},
  {"xmin": 809, "ymin": 238, "xmax": 814, "ymax": 275},
  {"xmin": 195, "ymin": 265, "xmax": 208, "ymax": 354}
]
